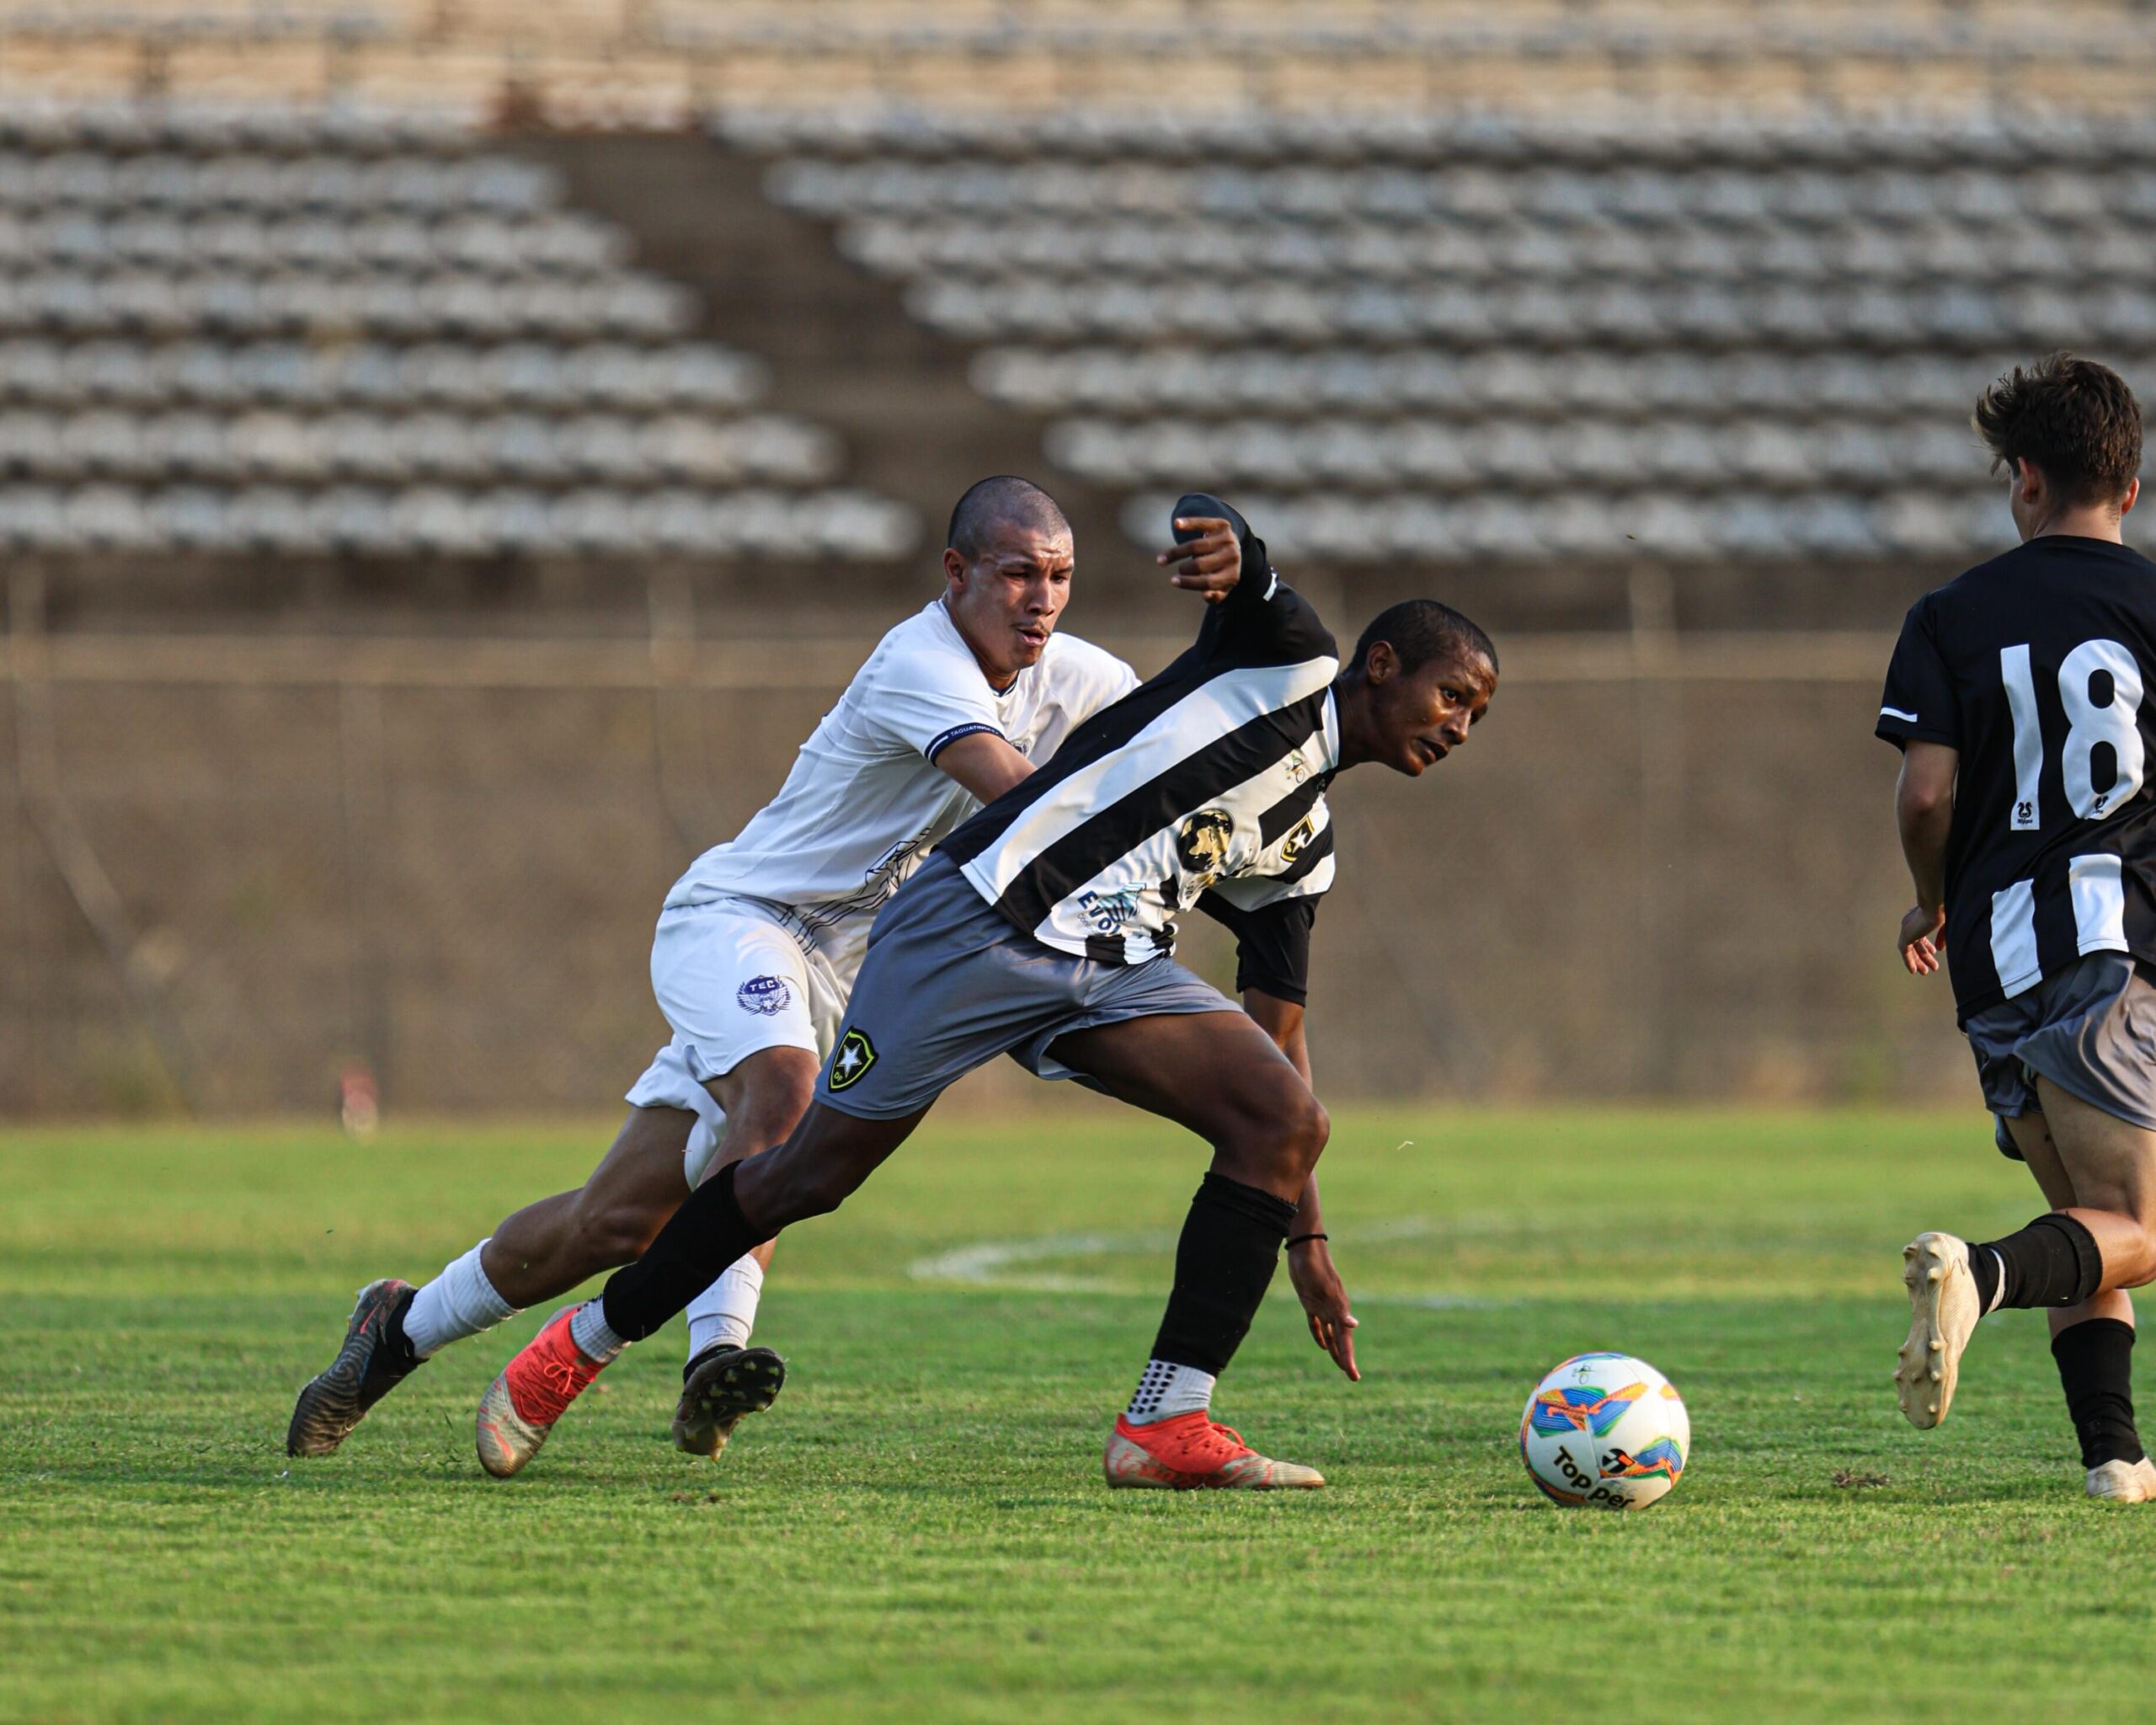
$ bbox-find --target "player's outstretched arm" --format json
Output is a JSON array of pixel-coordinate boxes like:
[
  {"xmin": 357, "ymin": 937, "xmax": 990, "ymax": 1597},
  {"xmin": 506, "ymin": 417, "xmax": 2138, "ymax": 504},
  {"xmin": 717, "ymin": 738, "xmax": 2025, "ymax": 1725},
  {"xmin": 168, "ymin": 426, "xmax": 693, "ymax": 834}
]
[
  {"xmin": 1895, "ymin": 740, "xmax": 1957, "ymax": 977},
  {"xmin": 1245, "ymin": 987, "xmax": 1360, "ymax": 1381}
]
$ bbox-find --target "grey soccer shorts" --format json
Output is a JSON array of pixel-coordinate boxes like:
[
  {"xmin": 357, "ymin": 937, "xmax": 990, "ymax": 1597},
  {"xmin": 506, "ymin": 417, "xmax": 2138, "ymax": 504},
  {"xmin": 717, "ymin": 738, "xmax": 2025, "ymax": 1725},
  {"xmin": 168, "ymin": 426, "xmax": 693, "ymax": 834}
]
[
  {"xmin": 1965, "ymin": 952, "xmax": 2156, "ymax": 1159},
  {"xmin": 812, "ymin": 853, "xmax": 1238, "ymax": 1119}
]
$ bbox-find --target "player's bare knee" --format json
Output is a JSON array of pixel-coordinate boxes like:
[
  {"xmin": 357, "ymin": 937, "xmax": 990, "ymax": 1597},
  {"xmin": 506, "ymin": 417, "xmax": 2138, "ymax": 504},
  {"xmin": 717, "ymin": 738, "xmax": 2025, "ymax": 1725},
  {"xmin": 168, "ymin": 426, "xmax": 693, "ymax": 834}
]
[
  {"xmin": 1279, "ymin": 1089, "xmax": 1331, "ymax": 1182},
  {"xmin": 748, "ymin": 1147, "xmax": 860, "ymax": 1226},
  {"xmin": 1214, "ymin": 1087, "xmax": 1326, "ymax": 1191}
]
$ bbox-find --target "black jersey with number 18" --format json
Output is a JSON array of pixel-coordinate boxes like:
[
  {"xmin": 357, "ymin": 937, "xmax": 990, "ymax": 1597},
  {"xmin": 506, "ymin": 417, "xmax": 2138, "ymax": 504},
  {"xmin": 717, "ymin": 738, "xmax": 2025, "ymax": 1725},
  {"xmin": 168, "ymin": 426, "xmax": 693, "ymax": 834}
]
[{"xmin": 1878, "ymin": 535, "xmax": 2156, "ymax": 1022}]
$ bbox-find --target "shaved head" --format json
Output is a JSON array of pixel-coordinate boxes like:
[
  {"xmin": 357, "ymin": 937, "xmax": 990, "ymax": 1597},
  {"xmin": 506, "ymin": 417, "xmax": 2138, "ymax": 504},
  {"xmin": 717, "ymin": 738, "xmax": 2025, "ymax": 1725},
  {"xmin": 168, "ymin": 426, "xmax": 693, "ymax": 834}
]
[{"xmin": 947, "ymin": 475, "xmax": 1071, "ymax": 560}]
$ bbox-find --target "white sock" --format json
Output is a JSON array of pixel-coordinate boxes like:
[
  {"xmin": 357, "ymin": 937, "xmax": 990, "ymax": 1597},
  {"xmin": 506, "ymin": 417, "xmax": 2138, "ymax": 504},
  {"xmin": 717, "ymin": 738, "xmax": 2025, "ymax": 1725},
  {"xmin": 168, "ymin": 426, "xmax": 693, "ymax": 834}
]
[
  {"xmin": 402, "ymin": 1240, "xmax": 519, "ymax": 1359},
  {"xmin": 568, "ymin": 1298, "xmax": 627, "ymax": 1364},
  {"xmin": 686, "ymin": 1255, "xmax": 766, "ymax": 1362},
  {"xmin": 1124, "ymin": 1358, "xmax": 1216, "ymax": 1425}
]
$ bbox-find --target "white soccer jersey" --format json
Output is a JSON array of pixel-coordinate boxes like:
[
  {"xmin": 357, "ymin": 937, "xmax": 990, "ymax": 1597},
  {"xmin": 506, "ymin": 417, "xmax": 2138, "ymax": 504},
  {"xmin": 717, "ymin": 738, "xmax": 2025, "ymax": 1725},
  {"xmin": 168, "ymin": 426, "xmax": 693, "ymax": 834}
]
[{"xmin": 665, "ymin": 600, "xmax": 1138, "ymax": 967}]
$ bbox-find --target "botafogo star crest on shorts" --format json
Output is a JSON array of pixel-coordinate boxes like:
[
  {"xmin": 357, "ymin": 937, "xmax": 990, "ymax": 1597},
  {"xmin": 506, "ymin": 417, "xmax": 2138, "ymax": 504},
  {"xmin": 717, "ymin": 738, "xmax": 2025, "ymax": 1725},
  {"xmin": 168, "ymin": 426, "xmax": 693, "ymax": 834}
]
[{"xmin": 828, "ymin": 1028, "xmax": 878, "ymax": 1090}]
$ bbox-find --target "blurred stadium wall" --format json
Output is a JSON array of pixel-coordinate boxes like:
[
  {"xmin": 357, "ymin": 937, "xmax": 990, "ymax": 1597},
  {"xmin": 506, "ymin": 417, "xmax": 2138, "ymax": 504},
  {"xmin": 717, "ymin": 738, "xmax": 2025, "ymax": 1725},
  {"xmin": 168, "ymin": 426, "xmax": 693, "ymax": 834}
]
[{"xmin": 8, "ymin": 1, "xmax": 2156, "ymax": 1114}]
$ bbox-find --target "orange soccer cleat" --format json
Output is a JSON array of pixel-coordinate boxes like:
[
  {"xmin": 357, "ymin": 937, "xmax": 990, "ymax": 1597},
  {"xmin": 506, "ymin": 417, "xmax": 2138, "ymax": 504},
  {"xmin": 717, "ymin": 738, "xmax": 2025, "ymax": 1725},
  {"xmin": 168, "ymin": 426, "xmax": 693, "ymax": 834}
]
[
  {"xmin": 475, "ymin": 1306, "xmax": 610, "ymax": 1478},
  {"xmin": 1102, "ymin": 1410, "xmax": 1325, "ymax": 1490}
]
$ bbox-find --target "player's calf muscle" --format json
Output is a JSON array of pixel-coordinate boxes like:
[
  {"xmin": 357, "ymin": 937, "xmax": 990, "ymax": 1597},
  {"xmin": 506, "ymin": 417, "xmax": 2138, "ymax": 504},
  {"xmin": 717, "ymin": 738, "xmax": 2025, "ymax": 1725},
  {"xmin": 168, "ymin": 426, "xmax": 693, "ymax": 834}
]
[{"xmin": 484, "ymin": 1112, "xmax": 695, "ymax": 1302}]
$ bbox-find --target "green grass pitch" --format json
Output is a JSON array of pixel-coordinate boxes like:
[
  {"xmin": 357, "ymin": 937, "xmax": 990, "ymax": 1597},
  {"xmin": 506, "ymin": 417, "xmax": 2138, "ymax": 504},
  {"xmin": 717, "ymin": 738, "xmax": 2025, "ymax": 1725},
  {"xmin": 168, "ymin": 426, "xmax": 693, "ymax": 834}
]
[{"xmin": 6, "ymin": 1106, "xmax": 2153, "ymax": 1722}]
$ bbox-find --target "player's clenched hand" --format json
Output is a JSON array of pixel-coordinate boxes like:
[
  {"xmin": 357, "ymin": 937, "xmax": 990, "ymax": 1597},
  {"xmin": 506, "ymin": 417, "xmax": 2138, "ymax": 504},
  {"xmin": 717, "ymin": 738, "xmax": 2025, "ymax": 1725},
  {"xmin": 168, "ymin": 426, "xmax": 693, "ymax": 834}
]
[
  {"xmin": 1156, "ymin": 515, "xmax": 1241, "ymax": 604},
  {"xmin": 1898, "ymin": 902, "xmax": 1945, "ymax": 976},
  {"xmin": 1287, "ymin": 1237, "xmax": 1360, "ymax": 1381}
]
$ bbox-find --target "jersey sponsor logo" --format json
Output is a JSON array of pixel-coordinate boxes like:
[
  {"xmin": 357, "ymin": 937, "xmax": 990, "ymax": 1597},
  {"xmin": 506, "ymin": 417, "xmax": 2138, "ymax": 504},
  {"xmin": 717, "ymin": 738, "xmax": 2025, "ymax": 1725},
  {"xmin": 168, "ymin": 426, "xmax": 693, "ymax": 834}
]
[
  {"xmin": 827, "ymin": 1028, "xmax": 878, "ymax": 1091},
  {"xmin": 1175, "ymin": 809, "xmax": 1235, "ymax": 873},
  {"xmin": 1076, "ymin": 887, "xmax": 1139, "ymax": 934},
  {"xmin": 736, "ymin": 975, "xmax": 793, "ymax": 1016}
]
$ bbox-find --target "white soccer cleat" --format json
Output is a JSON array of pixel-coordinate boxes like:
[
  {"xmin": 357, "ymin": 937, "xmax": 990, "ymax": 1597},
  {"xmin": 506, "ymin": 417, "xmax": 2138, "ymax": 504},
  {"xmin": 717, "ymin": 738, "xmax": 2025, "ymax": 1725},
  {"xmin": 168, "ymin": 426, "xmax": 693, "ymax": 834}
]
[
  {"xmin": 1897, "ymin": 1231, "xmax": 1982, "ymax": 1430},
  {"xmin": 2084, "ymin": 1456, "xmax": 2156, "ymax": 1503}
]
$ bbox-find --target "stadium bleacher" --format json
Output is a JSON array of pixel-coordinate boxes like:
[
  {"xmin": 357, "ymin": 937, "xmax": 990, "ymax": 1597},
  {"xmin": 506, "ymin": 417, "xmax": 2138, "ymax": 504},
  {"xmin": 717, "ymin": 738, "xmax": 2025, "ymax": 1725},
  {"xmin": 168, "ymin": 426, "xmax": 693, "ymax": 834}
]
[
  {"xmin": 0, "ymin": 103, "xmax": 914, "ymax": 558},
  {"xmin": 732, "ymin": 108, "xmax": 2156, "ymax": 565},
  {"xmin": 10, "ymin": 1, "xmax": 2156, "ymax": 119}
]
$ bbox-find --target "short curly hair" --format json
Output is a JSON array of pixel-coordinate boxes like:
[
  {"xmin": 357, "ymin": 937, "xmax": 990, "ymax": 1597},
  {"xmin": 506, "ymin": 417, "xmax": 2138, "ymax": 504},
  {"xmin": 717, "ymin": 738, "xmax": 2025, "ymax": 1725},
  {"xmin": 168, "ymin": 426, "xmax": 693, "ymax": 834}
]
[{"xmin": 1973, "ymin": 352, "xmax": 2143, "ymax": 508}]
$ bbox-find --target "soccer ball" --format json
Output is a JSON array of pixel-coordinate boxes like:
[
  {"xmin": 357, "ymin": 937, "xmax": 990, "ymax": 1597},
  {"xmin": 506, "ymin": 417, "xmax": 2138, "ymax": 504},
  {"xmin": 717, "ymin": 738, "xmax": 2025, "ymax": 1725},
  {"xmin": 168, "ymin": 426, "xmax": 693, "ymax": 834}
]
[{"xmin": 1518, "ymin": 1352, "xmax": 1690, "ymax": 1509}]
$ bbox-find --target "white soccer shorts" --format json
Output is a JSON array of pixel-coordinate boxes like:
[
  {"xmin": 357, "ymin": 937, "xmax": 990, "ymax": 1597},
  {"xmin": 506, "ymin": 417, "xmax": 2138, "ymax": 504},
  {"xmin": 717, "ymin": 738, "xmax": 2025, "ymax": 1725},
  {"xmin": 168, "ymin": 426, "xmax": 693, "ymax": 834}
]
[{"xmin": 624, "ymin": 896, "xmax": 849, "ymax": 1185}]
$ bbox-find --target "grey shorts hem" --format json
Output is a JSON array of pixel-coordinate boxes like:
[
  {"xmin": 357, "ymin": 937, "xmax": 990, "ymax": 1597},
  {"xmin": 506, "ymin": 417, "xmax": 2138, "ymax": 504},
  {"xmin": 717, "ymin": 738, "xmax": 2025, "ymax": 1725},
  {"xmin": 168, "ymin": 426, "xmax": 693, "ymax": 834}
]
[
  {"xmin": 2015, "ymin": 1046, "xmax": 2156, "ymax": 1138},
  {"xmin": 814, "ymin": 1083, "xmax": 941, "ymax": 1122},
  {"xmin": 1015, "ymin": 993, "xmax": 1239, "ymax": 1087},
  {"xmin": 1966, "ymin": 951, "xmax": 2156, "ymax": 1158}
]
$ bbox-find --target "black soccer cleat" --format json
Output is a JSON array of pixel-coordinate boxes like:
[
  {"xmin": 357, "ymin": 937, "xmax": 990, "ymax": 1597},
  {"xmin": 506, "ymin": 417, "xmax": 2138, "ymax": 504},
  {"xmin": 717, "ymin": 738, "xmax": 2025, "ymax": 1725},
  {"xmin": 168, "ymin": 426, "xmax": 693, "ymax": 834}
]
[
  {"xmin": 671, "ymin": 1343, "xmax": 787, "ymax": 1461},
  {"xmin": 286, "ymin": 1278, "xmax": 424, "ymax": 1458}
]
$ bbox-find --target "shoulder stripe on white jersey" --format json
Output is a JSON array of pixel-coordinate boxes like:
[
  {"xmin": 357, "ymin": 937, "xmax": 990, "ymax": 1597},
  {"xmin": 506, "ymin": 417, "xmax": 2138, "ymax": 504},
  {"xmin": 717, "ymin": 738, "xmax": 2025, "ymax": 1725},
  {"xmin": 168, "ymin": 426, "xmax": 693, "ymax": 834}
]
[
  {"xmin": 925, "ymin": 721, "xmax": 1004, "ymax": 761},
  {"xmin": 1990, "ymin": 877, "xmax": 2042, "ymax": 999},
  {"xmin": 2069, "ymin": 853, "xmax": 2129, "ymax": 955}
]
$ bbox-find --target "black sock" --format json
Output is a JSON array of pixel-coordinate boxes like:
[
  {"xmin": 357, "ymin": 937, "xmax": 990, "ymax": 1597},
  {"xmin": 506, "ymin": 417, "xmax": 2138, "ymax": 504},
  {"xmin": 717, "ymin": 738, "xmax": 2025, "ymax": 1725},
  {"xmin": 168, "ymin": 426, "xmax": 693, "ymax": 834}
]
[
  {"xmin": 600, "ymin": 1162, "xmax": 769, "ymax": 1343},
  {"xmin": 1968, "ymin": 1214, "xmax": 2104, "ymax": 1311},
  {"xmin": 2052, "ymin": 1318, "xmax": 2144, "ymax": 1468},
  {"xmin": 1148, "ymin": 1172, "xmax": 1299, "ymax": 1375},
  {"xmin": 383, "ymin": 1286, "xmax": 420, "ymax": 1367}
]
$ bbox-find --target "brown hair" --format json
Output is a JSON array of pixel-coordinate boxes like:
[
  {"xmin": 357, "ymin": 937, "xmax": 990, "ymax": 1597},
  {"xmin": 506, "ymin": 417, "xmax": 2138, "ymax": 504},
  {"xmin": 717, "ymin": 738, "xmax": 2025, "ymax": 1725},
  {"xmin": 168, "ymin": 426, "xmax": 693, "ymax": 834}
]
[{"xmin": 1973, "ymin": 351, "xmax": 2143, "ymax": 507}]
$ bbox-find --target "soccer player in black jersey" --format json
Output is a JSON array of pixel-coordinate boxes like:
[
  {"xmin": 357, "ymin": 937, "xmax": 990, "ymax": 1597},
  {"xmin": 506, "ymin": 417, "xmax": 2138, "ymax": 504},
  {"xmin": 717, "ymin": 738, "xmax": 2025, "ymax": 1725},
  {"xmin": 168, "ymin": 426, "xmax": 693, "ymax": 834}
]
[
  {"xmin": 1880, "ymin": 354, "xmax": 2156, "ymax": 1502},
  {"xmin": 475, "ymin": 494, "xmax": 1498, "ymax": 1489}
]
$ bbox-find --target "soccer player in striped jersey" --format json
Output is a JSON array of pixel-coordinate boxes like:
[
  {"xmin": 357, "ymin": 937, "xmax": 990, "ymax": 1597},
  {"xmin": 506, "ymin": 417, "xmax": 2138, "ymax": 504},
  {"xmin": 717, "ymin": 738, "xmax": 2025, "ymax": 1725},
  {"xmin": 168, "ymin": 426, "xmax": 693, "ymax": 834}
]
[
  {"xmin": 286, "ymin": 478, "xmax": 1140, "ymax": 1466},
  {"xmin": 1881, "ymin": 354, "xmax": 2156, "ymax": 1503},
  {"xmin": 477, "ymin": 494, "xmax": 1498, "ymax": 1489}
]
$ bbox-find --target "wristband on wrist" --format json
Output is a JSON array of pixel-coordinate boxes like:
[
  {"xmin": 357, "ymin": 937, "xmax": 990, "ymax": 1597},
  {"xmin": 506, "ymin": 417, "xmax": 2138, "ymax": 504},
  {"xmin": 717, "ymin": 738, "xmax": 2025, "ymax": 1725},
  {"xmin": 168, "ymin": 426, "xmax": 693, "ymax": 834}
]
[{"xmin": 1286, "ymin": 1231, "xmax": 1328, "ymax": 1249}]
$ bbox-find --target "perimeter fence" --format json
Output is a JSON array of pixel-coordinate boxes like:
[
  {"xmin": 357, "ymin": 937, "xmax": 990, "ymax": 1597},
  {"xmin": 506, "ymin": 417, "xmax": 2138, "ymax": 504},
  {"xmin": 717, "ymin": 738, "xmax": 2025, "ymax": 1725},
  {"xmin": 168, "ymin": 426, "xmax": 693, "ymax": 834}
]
[{"xmin": 0, "ymin": 585, "xmax": 1971, "ymax": 1117}]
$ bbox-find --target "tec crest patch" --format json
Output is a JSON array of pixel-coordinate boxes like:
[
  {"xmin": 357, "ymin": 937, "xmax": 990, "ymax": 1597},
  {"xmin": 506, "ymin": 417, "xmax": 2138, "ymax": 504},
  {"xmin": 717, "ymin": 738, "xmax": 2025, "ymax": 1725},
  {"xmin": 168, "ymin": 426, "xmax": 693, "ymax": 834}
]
[
  {"xmin": 736, "ymin": 975, "xmax": 793, "ymax": 1016},
  {"xmin": 828, "ymin": 1028, "xmax": 878, "ymax": 1091}
]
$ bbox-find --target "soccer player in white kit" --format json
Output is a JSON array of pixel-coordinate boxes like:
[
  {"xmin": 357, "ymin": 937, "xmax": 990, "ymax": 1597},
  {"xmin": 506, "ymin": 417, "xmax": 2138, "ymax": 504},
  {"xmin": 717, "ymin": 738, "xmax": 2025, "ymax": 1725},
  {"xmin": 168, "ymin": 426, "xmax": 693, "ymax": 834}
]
[{"xmin": 287, "ymin": 478, "xmax": 1140, "ymax": 1464}]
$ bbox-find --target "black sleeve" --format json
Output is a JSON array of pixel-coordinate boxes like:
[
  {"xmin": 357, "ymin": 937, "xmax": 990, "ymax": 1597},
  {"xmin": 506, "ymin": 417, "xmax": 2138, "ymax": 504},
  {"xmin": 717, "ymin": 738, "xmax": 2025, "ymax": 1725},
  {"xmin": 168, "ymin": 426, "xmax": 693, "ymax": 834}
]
[
  {"xmin": 1177, "ymin": 492, "xmax": 1337, "ymax": 669},
  {"xmin": 1197, "ymin": 890, "xmax": 1318, "ymax": 1006},
  {"xmin": 1876, "ymin": 598, "xmax": 1961, "ymax": 751}
]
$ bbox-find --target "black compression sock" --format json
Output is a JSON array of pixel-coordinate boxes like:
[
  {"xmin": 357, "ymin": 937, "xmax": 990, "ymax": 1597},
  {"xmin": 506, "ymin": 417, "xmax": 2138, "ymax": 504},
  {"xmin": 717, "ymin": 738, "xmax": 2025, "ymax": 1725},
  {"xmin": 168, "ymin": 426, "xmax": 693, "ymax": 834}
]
[
  {"xmin": 1148, "ymin": 1172, "xmax": 1299, "ymax": 1375},
  {"xmin": 600, "ymin": 1162, "xmax": 770, "ymax": 1343},
  {"xmin": 384, "ymin": 1285, "xmax": 421, "ymax": 1366},
  {"xmin": 1971, "ymin": 1214, "xmax": 2105, "ymax": 1310},
  {"xmin": 2052, "ymin": 1318, "xmax": 2144, "ymax": 1469}
]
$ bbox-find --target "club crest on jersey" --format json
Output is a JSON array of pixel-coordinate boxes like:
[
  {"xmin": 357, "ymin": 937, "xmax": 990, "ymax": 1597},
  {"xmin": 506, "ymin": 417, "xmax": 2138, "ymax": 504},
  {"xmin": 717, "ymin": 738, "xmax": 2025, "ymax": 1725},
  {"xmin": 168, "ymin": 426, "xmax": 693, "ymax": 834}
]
[
  {"xmin": 736, "ymin": 975, "xmax": 793, "ymax": 1016},
  {"xmin": 828, "ymin": 1028, "xmax": 878, "ymax": 1091},
  {"xmin": 1176, "ymin": 809, "xmax": 1235, "ymax": 874},
  {"xmin": 1279, "ymin": 815, "xmax": 1315, "ymax": 866}
]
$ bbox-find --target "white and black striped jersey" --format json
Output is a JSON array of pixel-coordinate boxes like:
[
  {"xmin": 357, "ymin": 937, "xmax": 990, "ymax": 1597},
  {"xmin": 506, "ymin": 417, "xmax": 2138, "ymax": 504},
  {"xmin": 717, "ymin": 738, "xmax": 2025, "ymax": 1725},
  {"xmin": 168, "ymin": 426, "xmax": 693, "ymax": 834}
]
[
  {"xmin": 942, "ymin": 544, "xmax": 1340, "ymax": 1002},
  {"xmin": 1878, "ymin": 535, "xmax": 2156, "ymax": 1021}
]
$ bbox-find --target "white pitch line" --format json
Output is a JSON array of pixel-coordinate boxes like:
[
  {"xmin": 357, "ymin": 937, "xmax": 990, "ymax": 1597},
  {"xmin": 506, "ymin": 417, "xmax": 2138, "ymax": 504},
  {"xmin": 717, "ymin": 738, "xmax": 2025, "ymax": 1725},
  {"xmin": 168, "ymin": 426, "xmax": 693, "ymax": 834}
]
[{"xmin": 905, "ymin": 1222, "xmax": 1501, "ymax": 1308}]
